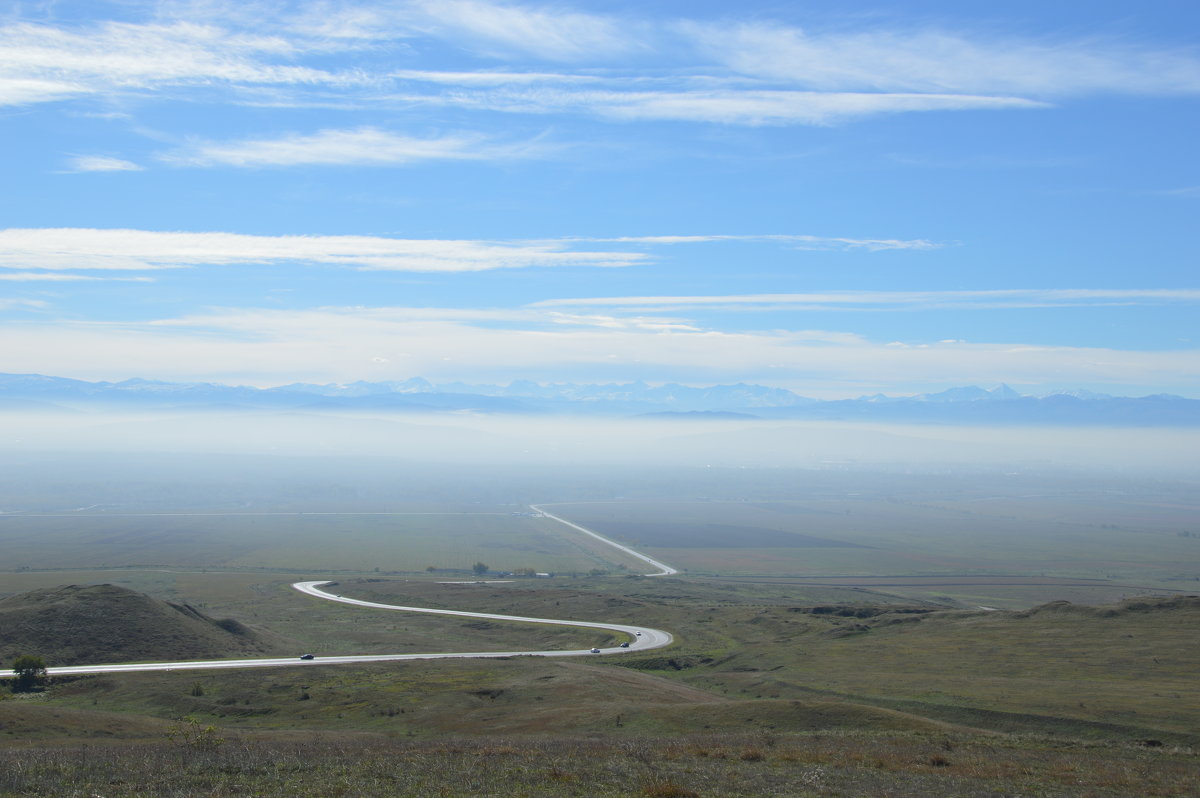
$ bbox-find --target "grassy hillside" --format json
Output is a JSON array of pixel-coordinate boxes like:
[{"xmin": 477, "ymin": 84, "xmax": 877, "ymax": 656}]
[
  {"xmin": 609, "ymin": 594, "xmax": 1200, "ymax": 743},
  {"xmin": 9, "ymin": 577, "xmax": 1196, "ymax": 744},
  {"xmin": 39, "ymin": 657, "xmax": 958, "ymax": 738},
  {"xmin": 0, "ymin": 584, "xmax": 282, "ymax": 666},
  {"xmin": 14, "ymin": 654, "xmax": 1198, "ymax": 795},
  {"xmin": 2, "ymin": 575, "xmax": 1198, "ymax": 795},
  {"xmin": 0, "ymin": 723, "xmax": 1194, "ymax": 796}
]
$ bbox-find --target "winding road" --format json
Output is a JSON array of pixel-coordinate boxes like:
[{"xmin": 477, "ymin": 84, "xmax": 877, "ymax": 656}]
[{"xmin": 44, "ymin": 508, "xmax": 676, "ymax": 677}]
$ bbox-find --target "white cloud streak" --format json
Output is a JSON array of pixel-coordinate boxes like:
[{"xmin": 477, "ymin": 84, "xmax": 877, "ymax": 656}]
[
  {"xmin": 161, "ymin": 126, "xmax": 543, "ymax": 168},
  {"xmin": 4, "ymin": 3, "xmax": 1196, "ymax": 126},
  {"xmin": 66, "ymin": 155, "xmax": 144, "ymax": 172},
  {"xmin": 0, "ymin": 228, "xmax": 649, "ymax": 272},
  {"xmin": 4, "ymin": 306, "xmax": 1198, "ymax": 394},
  {"xmin": 423, "ymin": 86, "xmax": 1045, "ymax": 125},
  {"xmin": 404, "ymin": 0, "xmax": 642, "ymax": 61},
  {"xmin": 389, "ymin": 69, "xmax": 601, "ymax": 86},
  {"xmin": 558, "ymin": 234, "xmax": 939, "ymax": 251},
  {"xmin": 0, "ymin": 272, "xmax": 132, "ymax": 282},
  {"xmin": 0, "ymin": 227, "xmax": 933, "ymax": 273},
  {"xmin": 685, "ymin": 23, "xmax": 1200, "ymax": 97},
  {"xmin": 533, "ymin": 289, "xmax": 1200, "ymax": 311},
  {"xmin": 0, "ymin": 19, "xmax": 358, "ymax": 107}
]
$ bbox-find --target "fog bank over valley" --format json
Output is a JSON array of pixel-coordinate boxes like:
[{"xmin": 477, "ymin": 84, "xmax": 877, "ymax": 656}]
[{"xmin": 3, "ymin": 409, "xmax": 1197, "ymax": 477}]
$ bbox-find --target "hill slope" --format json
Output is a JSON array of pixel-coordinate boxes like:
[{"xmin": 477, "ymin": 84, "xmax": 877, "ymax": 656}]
[{"xmin": 0, "ymin": 584, "xmax": 279, "ymax": 666}]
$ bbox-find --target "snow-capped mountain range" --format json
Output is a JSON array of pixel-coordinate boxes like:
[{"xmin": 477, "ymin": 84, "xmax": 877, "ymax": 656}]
[{"xmin": 0, "ymin": 373, "xmax": 1195, "ymax": 426}]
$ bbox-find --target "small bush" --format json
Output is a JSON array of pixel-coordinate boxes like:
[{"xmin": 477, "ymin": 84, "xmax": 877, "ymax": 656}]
[{"xmin": 165, "ymin": 716, "xmax": 224, "ymax": 751}]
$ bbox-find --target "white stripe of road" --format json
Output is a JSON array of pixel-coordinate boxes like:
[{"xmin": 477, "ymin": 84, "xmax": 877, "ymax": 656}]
[
  {"xmin": 43, "ymin": 509, "xmax": 679, "ymax": 677},
  {"xmin": 529, "ymin": 504, "xmax": 679, "ymax": 576},
  {"xmin": 530, "ymin": 501, "xmax": 681, "ymax": 576},
  {"xmin": 47, "ymin": 581, "xmax": 673, "ymax": 676}
]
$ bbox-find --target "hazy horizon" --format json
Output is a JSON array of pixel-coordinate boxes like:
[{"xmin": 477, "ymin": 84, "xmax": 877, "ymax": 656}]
[{"xmin": 3, "ymin": 409, "xmax": 1197, "ymax": 478}]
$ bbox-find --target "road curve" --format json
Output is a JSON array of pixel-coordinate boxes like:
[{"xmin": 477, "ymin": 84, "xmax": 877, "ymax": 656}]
[
  {"xmin": 44, "ymin": 506, "xmax": 678, "ymax": 677},
  {"xmin": 46, "ymin": 576, "xmax": 676, "ymax": 677},
  {"xmin": 530, "ymin": 504, "xmax": 679, "ymax": 576}
]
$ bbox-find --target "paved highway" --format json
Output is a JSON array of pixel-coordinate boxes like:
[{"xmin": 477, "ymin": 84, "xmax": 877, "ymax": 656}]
[
  {"xmin": 47, "ymin": 581, "xmax": 673, "ymax": 677},
  {"xmin": 530, "ymin": 504, "xmax": 679, "ymax": 576},
  {"xmin": 43, "ymin": 508, "xmax": 678, "ymax": 677}
]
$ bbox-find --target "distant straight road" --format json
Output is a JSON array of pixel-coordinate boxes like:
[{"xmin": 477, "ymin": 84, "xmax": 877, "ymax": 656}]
[
  {"xmin": 43, "ymin": 510, "xmax": 679, "ymax": 677},
  {"xmin": 530, "ymin": 504, "xmax": 679, "ymax": 576}
]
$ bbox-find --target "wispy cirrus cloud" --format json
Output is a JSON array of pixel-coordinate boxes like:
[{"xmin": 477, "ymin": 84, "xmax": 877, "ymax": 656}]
[
  {"xmin": 5, "ymin": 3, "xmax": 1196, "ymax": 123},
  {"xmin": 1156, "ymin": 185, "xmax": 1200, "ymax": 199},
  {"xmin": 0, "ymin": 19, "xmax": 360, "ymax": 107},
  {"xmin": 533, "ymin": 289, "xmax": 1200, "ymax": 311},
  {"xmin": 390, "ymin": 69, "xmax": 601, "ymax": 86},
  {"xmin": 0, "ymin": 298, "xmax": 48, "ymax": 309},
  {"xmin": 4, "ymin": 305, "xmax": 1198, "ymax": 395},
  {"xmin": 405, "ymin": 0, "xmax": 643, "ymax": 61},
  {"xmin": 0, "ymin": 76, "xmax": 85, "ymax": 106},
  {"xmin": 0, "ymin": 228, "xmax": 648, "ymax": 272},
  {"xmin": 160, "ymin": 126, "xmax": 545, "ymax": 168},
  {"xmin": 684, "ymin": 23, "xmax": 1200, "ymax": 97},
  {"xmin": 65, "ymin": 155, "xmax": 144, "ymax": 172},
  {"xmin": 0, "ymin": 271, "xmax": 150, "ymax": 282},
  {"xmin": 408, "ymin": 85, "xmax": 1044, "ymax": 125},
  {"xmin": 0, "ymin": 228, "xmax": 928, "ymax": 274},
  {"xmin": 557, "ymin": 234, "xmax": 939, "ymax": 251}
]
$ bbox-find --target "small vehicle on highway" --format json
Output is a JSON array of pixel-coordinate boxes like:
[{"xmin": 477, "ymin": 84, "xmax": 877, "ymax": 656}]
[
  {"xmin": 299, "ymin": 654, "xmax": 315, "ymax": 660},
  {"xmin": 590, "ymin": 647, "xmax": 601, "ymax": 653},
  {"xmin": 619, "ymin": 642, "xmax": 630, "ymax": 648}
]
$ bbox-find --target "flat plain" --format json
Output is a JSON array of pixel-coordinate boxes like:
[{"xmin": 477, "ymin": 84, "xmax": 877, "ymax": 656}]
[
  {"xmin": 549, "ymin": 490, "xmax": 1200, "ymax": 606},
  {"xmin": 2, "ymin": 463, "xmax": 1199, "ymax": 796},
  {"xmin": 0, "ymin": 510, "xmax": 645, "ymax": 575}
]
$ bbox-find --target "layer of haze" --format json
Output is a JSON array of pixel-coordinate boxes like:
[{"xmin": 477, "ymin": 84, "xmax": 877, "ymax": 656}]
[{"xmin": 4, "ymin": 411, "xmax": 1197, "ymax": 477}]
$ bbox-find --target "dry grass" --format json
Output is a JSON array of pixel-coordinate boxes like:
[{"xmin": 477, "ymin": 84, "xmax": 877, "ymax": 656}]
[{"xmin": 0, "ymin": 731, "xmax": 1196, "ymax": 797}]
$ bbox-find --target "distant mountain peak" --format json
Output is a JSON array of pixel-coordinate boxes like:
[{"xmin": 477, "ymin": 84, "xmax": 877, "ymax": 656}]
[
  {"xmin": 1041, "ymin": 388, "xmax": 1110, "ymax": 400},
  {"xmin": 917, "ymin": 384, "xmax": 1024, "ymax": 403},
  {"xmin": 0, "ymin": 372, "xmax": 1194, "ymax": 426}
]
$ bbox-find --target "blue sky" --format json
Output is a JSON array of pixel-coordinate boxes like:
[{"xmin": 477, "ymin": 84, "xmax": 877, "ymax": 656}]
[{"xmin": 1, "ymin": 0, "xmax": 1197, "ymax": 397}]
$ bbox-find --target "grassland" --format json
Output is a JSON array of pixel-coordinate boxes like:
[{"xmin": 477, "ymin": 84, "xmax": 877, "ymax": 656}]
[
  {"xmin": 3, "ymin": 731, "xmax": 1196, "ymax": 797},
  {"xmin": 3, "ymin": 464, "xmax": 1199, "ymax": 795},
  {"xmin": 2, "ymin": 572, "xmax": 1198, "ymax": 795},
  {"xmin": 0, "ymin": 510, "xmax": 647, "ymax": 575},
  {"xmin": 4, "ymin": 575, "xmax": 1196, "ymax": 741},
  {"xmin": 549, "ymin": 494, "xmax": 1200, "ymax": 606},
  {"xmin": 0, "ymin": 572, "xmax": 607, "ymax": 661}
]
